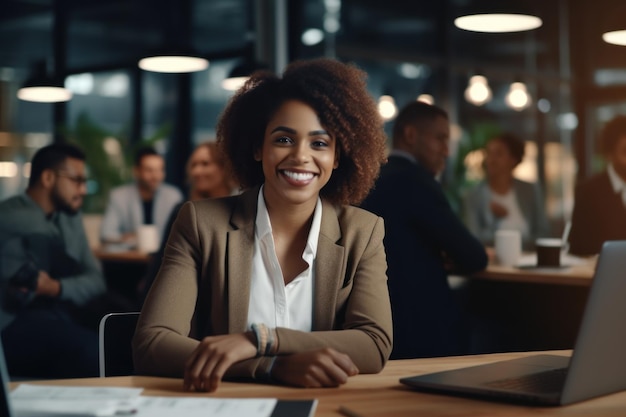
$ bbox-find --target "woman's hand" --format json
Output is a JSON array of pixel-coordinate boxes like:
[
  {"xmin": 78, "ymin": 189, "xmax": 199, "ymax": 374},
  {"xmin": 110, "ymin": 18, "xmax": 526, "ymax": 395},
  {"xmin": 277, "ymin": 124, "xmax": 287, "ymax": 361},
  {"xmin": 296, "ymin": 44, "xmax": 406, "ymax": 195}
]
[
  {"xmin": 489, "ymin": 201, "xmax": 508, "ymax": 218},
  {"xmin": 184, "ymin": 332, "xmax": 257, "ymax": 392},
  {"xmin": 271, "ymin": 348, "xmax": 359, "ymax": 388}
]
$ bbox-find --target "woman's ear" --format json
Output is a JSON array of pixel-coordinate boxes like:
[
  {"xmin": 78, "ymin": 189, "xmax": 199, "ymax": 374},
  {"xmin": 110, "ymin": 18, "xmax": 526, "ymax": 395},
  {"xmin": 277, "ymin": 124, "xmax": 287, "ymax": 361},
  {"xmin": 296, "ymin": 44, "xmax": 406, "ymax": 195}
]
[{"xmin": 254, "ymin": 149, "xmax": 262, "ymax": 162}]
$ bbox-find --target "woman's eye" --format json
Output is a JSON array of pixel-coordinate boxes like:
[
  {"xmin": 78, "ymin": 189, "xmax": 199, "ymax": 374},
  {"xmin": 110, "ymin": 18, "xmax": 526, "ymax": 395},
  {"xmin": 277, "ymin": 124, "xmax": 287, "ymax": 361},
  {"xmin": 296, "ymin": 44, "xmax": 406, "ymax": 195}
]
[
  {"xmin": 276, "ymin": 136, "xmax": 292, "ymax": 144},
  {"xmin": 312, "ymin": 139, "xmax": 329, "ymax": 148}
]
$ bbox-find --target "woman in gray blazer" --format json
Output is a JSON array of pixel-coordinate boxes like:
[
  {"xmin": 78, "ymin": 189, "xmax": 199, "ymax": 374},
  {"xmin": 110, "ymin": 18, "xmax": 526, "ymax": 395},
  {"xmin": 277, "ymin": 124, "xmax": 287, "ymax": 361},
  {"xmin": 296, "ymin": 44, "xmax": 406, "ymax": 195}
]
[
  {"xmin": 463, "ymin": 132, "xmax": 549, "ymax": 250},
  {"xmin": 133, "ymin": 58, "xmax": 391, "ymax": 392}
]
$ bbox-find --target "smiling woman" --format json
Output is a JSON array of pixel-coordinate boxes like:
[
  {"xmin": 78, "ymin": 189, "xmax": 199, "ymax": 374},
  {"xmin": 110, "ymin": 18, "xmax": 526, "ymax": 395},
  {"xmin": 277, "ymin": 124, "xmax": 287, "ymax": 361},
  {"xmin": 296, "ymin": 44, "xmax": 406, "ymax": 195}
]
[{"xmin": 133, "ymin": 57, "xmax": 391, "ymax": 393}]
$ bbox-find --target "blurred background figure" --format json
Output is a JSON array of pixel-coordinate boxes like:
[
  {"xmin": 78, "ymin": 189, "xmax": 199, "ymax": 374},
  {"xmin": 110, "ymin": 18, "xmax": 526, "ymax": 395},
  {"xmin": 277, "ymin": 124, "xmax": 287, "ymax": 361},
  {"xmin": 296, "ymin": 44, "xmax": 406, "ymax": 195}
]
[
  {"xmin": 99, "ymin": 146, "xmax": 183, "ymax": 248},
  {"xmin": 569, "ymin": 115, "xmax": 626, "ymax": 256},
  {"xmin": 186, "ymin": 141, "xmax": 237, "ymax": 200},
  {"xmin": 361, "ymin": 101, "xmax": 487, "ymax": 359},
  {"xmin": 463, "ymin": 132, "xmax": 549, "ymax": 251},
  {"xmin": 138, "ymin": 141, "xmax": 236, "ymax": 304}
]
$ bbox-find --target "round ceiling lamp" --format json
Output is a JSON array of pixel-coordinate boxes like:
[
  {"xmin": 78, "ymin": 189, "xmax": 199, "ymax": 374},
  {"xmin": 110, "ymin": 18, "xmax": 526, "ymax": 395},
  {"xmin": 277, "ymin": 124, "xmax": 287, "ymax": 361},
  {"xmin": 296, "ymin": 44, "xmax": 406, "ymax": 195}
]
[
  {"xmin": 17, "ymin": 61, "xmax": 72, "ymax": 103},
  {"xmin": 138, "ymin": 55, "xmax": 208, "ymax": 73},
  {"xmin": 454, "ymin": 14, "xmax": 542, "ymax": 33},
  {"xmin": 603, "ymin": 30, "xmax": 626, "ymax": 46}
]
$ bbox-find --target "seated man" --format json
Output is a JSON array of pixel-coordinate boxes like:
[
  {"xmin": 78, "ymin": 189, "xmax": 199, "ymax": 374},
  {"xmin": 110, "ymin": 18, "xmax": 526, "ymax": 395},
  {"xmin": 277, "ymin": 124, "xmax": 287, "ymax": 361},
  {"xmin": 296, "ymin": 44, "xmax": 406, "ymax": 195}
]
[
  {"xmin": 100, "ymin": 146, "xmax": 183, "ymax": 248},
  {"xmin": 0, "ymin": 143, "xmax": 106, "ymax": 378},
  {"xmin": 361, "ymin": 101, "xmax": 488, "ymax": 359},
  {"xmin": 569, "ymin": 115, "xmax": 626, "ymax": 256}
]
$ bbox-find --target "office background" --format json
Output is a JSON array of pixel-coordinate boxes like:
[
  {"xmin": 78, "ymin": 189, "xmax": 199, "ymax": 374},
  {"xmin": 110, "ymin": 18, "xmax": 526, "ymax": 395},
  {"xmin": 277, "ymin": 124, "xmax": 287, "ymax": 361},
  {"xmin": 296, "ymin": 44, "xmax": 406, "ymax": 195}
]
[{"xmin": 1, "ymin": 0, "xmax": 626, "ymax": 229}]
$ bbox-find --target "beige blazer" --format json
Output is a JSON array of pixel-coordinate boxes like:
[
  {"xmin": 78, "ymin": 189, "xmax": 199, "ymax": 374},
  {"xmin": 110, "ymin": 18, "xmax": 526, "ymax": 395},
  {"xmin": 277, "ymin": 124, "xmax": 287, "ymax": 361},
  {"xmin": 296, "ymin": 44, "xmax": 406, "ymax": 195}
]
[{"xmin": 133, "ymin": 186, "xmax": 393, "ymax": 379}]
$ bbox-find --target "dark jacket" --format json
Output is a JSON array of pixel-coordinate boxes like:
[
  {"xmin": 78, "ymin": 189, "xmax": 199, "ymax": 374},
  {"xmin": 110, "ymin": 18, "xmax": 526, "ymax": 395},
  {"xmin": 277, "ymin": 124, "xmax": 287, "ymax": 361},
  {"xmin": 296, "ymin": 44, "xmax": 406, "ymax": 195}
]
[
  {"xmin": 361, "ymin": 155, "xmax": 488, "ymax": 359},
  {"xmin": 569, "ymin": 171, "xmax": 626, "ymax": 256}
]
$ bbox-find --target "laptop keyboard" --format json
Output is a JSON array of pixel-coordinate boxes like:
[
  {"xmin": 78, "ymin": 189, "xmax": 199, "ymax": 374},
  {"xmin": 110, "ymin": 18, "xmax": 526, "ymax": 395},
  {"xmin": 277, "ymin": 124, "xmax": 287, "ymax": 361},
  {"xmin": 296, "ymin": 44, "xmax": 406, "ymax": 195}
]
[{"xmin": 484, "ymin": 368, "xmax": 568, "ymax": 394}]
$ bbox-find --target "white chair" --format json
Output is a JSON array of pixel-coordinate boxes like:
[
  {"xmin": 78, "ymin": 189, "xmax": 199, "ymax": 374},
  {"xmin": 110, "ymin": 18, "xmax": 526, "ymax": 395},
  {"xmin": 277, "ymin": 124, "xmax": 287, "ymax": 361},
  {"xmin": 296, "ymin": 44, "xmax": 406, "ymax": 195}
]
[{"xmin": 98, "ymin": 312, "xmax": 140, "ymax": 377}]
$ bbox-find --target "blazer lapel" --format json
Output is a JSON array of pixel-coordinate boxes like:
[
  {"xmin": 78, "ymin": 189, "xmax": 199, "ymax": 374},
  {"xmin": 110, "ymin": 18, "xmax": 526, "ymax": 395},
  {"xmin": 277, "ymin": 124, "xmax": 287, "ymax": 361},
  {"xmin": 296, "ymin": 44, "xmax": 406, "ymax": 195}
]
[
  {"xmin": 226, "ymin": 187, "xmax": 258, "ymax": 333},
  {"xmin": 313, "ymin": 199, "xmax": 345, "ymax": 331}
]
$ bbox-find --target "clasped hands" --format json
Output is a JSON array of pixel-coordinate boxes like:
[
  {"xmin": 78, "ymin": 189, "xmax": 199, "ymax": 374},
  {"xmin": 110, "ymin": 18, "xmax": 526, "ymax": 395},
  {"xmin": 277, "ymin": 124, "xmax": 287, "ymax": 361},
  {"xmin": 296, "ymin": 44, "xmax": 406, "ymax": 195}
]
[{"xmin": 183, "ymin": 332, "xmax": 358, "ymax": 392}]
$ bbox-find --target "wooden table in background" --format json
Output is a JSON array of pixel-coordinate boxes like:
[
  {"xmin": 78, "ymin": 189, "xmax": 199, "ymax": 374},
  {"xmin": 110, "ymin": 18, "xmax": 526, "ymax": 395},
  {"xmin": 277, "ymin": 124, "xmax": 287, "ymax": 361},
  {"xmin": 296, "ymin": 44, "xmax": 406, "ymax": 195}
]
[
  {"xmin": 10, "ymin": 350, "xmax": 626, "ymax": 417},
  {"xmin": 92, "ymin": 248, "xmax": 153, "ymax": 306},
  {"xmin": 462, "ymin": 256, "xmax": 597, "ymax": 354}
]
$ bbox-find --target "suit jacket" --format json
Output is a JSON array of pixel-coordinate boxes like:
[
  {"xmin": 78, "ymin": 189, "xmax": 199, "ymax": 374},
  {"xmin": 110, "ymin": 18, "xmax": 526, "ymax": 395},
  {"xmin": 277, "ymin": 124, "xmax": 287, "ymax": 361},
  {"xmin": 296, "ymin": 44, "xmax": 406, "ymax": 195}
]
[
  {"xmin": 361, "ymin": 155, "xmax": 488, "ymax": 359},
  {"xmin": 462, "ymin": 178, "xmax": 549, "ymax": 250},
  {"xmin": 568, "ymin": 171, "xmax": 626, "ymax": 256},
  {"xmin": 100, "ymin": 182, "xmax": 183, "ymax": 244},
  {"xmin": 132, "ymin": 187, "xmax": 393, "ymax": 379}
]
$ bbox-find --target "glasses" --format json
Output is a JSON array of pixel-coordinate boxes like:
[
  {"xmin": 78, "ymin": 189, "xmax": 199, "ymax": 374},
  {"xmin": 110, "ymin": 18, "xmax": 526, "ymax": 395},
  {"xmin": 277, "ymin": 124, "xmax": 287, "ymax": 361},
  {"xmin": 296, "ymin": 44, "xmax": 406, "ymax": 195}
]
[{"xmin": 55, "ymin": 170, "xmax": 88, "ymax": 186}]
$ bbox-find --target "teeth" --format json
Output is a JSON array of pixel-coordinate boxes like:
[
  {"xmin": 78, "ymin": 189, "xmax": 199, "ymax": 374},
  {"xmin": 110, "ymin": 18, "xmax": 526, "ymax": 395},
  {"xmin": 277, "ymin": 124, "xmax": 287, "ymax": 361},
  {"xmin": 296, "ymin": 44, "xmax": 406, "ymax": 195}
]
[{"xmin": 283, "ymin": 170, "xmax": 314, "ymax": 181}]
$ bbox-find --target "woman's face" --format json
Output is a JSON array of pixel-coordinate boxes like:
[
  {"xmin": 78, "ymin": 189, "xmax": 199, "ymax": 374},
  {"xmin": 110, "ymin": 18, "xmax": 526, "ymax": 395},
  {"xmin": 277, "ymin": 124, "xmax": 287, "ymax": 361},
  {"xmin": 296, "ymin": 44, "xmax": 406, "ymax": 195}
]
[
  {"xmin": 188, "ymin": 145, "xmax": 226, "ymax": 196},
  {"xmin": 257, "ymin": 99, "xmax": 338, "ymax": 209},
  {"xmin": 484, "ymin": 138, "xmax": 518, "ymax": 178}
]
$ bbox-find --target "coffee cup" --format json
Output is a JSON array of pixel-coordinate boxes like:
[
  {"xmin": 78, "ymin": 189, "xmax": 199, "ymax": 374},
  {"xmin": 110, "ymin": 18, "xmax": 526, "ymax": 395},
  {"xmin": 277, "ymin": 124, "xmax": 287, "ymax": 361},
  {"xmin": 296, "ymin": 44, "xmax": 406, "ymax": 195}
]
[
  {"xmin": 535, "ymin": 238, "xmax": 562, "ymax": 267},
  {"xmin": 137, "ymin": 224, "xmax": 160, "ymax": 253},
  {"xmin": 494, "ymin": 229, "xmax": 521, "ymax": 267}
]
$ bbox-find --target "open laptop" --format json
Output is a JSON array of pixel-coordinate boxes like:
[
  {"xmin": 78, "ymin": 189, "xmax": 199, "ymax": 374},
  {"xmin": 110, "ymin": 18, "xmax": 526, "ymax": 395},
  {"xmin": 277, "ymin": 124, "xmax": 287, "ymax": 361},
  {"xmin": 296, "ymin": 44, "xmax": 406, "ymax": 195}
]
[
  {"xmin": 400, "ymin": 240, "xmax": 626, "ymax": 406},
  {"xmin": 0, "ymin": 338, "xmax": 15, "ymax": 417}
]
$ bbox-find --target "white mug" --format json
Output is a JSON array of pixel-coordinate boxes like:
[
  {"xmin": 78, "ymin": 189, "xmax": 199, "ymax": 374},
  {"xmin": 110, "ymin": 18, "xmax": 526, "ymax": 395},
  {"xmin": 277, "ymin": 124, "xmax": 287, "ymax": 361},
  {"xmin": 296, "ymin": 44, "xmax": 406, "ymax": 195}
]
[
  {"xmin": 494, "ymin": 229, "xmax": 521, "ymax": 267},
  {"xmin": 137, "ymin": 224, "xmax": 160, "ymax": 253}
]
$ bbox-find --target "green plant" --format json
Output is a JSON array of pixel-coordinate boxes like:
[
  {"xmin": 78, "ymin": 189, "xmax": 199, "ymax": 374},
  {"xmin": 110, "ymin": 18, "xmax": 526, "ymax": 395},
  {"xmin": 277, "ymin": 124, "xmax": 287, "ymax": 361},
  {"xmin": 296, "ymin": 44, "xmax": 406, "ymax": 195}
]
[{"xmin": 64, "ymin": 112, "xmax": 171, "ymax": 213}]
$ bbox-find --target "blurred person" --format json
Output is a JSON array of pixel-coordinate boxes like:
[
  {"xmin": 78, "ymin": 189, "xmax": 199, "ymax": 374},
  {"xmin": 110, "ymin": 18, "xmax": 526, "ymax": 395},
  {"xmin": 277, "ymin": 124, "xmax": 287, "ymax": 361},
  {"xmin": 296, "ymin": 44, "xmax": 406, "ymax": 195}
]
[
  {"xmin": 100, "ymin": 146, "xmax": 183, "ymax": 248},
  {"xmin": 133, "ymin": 57, "xmax": 392, "ymax": 392},
  {"xmin": 138, "ymin": 141, "xmax": 236, "ymax": 304},
  {"xmin": 569, "ymin": 115, "xmax": 626, "ymax": 256},
  {"xmin": 361, "ymin": 101, "xmax": 488, "ymax": 359},
  {"xmin": 462, "ymin": 132, "xmax": 549, "ymax": 251},
  {"xmin": 0, "ymin": 143, "xmax": 106, "ymax": 378}
]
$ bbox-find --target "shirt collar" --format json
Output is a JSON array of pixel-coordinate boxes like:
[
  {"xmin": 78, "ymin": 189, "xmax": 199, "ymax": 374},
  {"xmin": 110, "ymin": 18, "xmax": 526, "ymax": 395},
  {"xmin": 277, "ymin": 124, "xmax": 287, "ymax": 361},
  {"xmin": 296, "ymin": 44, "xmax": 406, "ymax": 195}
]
[
  {"xmin": 255, "ymin": 185, "xmax": 323, "ymax": 259},
  {"xmin": 607, "ymin": 163, "xmax": 625, "ymax": 194},
  {"xmin": 388, "ymin": 149, "xmax": 418, "ymax": 165}
]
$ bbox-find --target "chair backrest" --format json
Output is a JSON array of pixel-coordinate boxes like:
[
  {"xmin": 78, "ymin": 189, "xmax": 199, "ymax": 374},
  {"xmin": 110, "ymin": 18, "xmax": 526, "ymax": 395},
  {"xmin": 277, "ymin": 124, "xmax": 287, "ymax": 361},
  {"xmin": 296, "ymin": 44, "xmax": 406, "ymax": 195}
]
[{"xmin": 98, "ymin": 312, "xmax": 140, "ymax": 377}]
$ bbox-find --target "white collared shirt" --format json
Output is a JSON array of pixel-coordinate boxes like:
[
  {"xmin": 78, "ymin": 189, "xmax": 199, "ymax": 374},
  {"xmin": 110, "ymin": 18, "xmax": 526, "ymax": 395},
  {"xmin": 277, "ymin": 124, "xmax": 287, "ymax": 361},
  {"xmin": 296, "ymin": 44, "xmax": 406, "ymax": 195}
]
[
  {"xmin": 246, "ymin": 186, "xmax": 321, "ymax": 331},
  {"xmin": 607, "ymin": 163, "xmax": 626, "ymax": 207}
]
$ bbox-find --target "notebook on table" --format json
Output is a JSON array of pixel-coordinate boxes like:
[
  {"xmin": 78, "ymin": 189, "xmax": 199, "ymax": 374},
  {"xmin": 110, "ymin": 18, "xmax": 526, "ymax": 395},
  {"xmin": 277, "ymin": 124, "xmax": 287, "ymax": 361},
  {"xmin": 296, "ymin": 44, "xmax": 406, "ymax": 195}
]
[{"xmin": 400, "ymin": 240, "xmax": 626, "ymax": 406}]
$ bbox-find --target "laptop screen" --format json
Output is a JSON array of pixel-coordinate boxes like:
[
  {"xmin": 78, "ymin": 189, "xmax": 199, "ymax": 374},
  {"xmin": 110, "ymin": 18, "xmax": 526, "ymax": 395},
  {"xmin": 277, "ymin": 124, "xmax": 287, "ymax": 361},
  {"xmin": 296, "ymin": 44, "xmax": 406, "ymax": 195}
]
[{"xmin": 0, "ymin": 339, "xmax": 14, "ymax": 417}]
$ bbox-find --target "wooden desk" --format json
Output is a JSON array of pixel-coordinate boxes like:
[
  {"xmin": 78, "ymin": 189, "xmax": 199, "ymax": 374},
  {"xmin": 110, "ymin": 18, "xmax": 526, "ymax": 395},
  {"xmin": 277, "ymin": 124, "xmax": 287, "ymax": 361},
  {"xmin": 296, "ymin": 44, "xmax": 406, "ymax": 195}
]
[
  {"xmin": 93, "ymin": 248, "xmax": 152, "ymax": 264},
  {"xmin": 471, "ymin": 256, "xmax": 596, "ymax": 287},
  {"xmin": 10, "ymin": 350, "xmax": 626, "ymax": 416},
  {"xmin": 92, "ymin": 248, "xmax": 153, "ymax": 306},
  {"xmin": 462, "ymin": 256, "xmax": 597, "ymax": 353}
]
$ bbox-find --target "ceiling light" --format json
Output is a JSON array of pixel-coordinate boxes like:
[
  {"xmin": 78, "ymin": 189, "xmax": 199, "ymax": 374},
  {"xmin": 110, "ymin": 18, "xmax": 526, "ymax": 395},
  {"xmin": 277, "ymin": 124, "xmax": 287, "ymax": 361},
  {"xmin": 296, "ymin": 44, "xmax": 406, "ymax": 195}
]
[
  {"xmin": 221, "ymin": 60, "xmax": 267, "ymax": 91},
  {"xmin": 138, "ymin": 54, "xmax": 208, "ymax": 73},
  {"xmin": 602, "ymin": 30, "xmax": 626, "ymax": 46},
  {"xmin": 378, "ymin": 95, "xmax": 397, "ymax": 121},
  {"xmin": 455, "ymin": 14, "xmax": 542, "ymax": 33},
  {"xmin": 464, "ymin": 75, "xmax": 492, "ymax": 106},
  {"xmin": 505, "ymin": 82, "xmax": 531, "ymax": 111},
  {"xmin": 17, "ymin": 61, "xmax": 72, "ymax": 103}
]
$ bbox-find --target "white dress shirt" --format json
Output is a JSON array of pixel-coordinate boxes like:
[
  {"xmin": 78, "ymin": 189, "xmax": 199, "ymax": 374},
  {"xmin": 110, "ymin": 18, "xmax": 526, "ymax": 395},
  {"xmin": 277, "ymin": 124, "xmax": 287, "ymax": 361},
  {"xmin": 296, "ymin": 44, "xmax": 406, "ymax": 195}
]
[
  {"xmin": 246, "ymin": 186, "xmax": 321, "ymax": 331},
  {"xmin": 607, "ymin": 163, "xmax": 626, "ymax": 207}
]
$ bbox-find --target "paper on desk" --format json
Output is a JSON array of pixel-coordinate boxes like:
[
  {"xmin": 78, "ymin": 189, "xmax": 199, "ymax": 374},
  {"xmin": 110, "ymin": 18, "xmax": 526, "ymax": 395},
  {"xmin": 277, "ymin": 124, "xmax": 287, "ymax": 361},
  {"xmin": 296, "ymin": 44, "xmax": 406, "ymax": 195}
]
[
  {"xmin": 10, "ymin": 385, "xmax": 277, "ymax": 417},
  {"xmin": 11, "ymin": 385, "xmax": 144, "ymax": 417},
  {"xmin": 11, "ymin": 384, "xmax": 143, "ymax": 400},
  {"xmin": 130, "ymin": 396, "xmax": 278, "ymax": 417}
]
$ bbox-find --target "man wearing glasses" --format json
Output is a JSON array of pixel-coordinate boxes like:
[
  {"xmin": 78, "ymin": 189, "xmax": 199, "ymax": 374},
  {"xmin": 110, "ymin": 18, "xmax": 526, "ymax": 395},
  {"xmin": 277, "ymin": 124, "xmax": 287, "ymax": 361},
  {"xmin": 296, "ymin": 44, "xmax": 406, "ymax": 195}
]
[{"xmin": 0, "ymin": 143, "xmax": 106, "ymax": 378}]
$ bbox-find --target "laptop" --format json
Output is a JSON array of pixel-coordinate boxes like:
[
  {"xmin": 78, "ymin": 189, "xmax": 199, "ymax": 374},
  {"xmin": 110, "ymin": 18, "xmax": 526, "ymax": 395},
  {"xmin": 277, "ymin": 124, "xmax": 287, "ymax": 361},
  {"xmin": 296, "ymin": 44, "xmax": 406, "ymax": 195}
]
[
  {"xmin": 0, "ymin": 338, "xmax": 15, "ymax": 417},
  {"xmin": 400, "ymin": 240, "xmax": 626, "ymax": 406}
]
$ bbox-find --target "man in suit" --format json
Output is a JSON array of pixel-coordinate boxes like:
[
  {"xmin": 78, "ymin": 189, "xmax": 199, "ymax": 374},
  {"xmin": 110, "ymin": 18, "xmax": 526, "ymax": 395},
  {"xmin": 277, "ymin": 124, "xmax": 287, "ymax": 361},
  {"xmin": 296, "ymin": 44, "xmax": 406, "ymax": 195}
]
[
  {"xmin": 569, "ymin": 115, "xmax": 626, "ymax": 256},
  {"xmin": 100, "ymin": 146, "xmax": 183, "ymax": 247},
  {"xmin": 361, "ymin": 101, "xmax": 488, "ymax": 359},
  {"xmin": 0, "ymin": 143, "xmax": 106, "ymax": 378}
]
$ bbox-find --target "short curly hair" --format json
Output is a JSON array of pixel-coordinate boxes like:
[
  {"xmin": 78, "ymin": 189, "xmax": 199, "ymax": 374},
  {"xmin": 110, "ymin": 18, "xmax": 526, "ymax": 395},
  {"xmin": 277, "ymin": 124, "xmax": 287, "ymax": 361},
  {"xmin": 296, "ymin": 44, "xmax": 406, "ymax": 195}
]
[
  {"xmin": 216, "ymin": 57, "xmax": 387, "ymax": 205},
  {"xmin": 601, "ymin": 115, "xmax": 626, "ymax": 156},
  {"xmin": 489, "ymin": 132, "xmax": 526, "ymax": 166}
]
